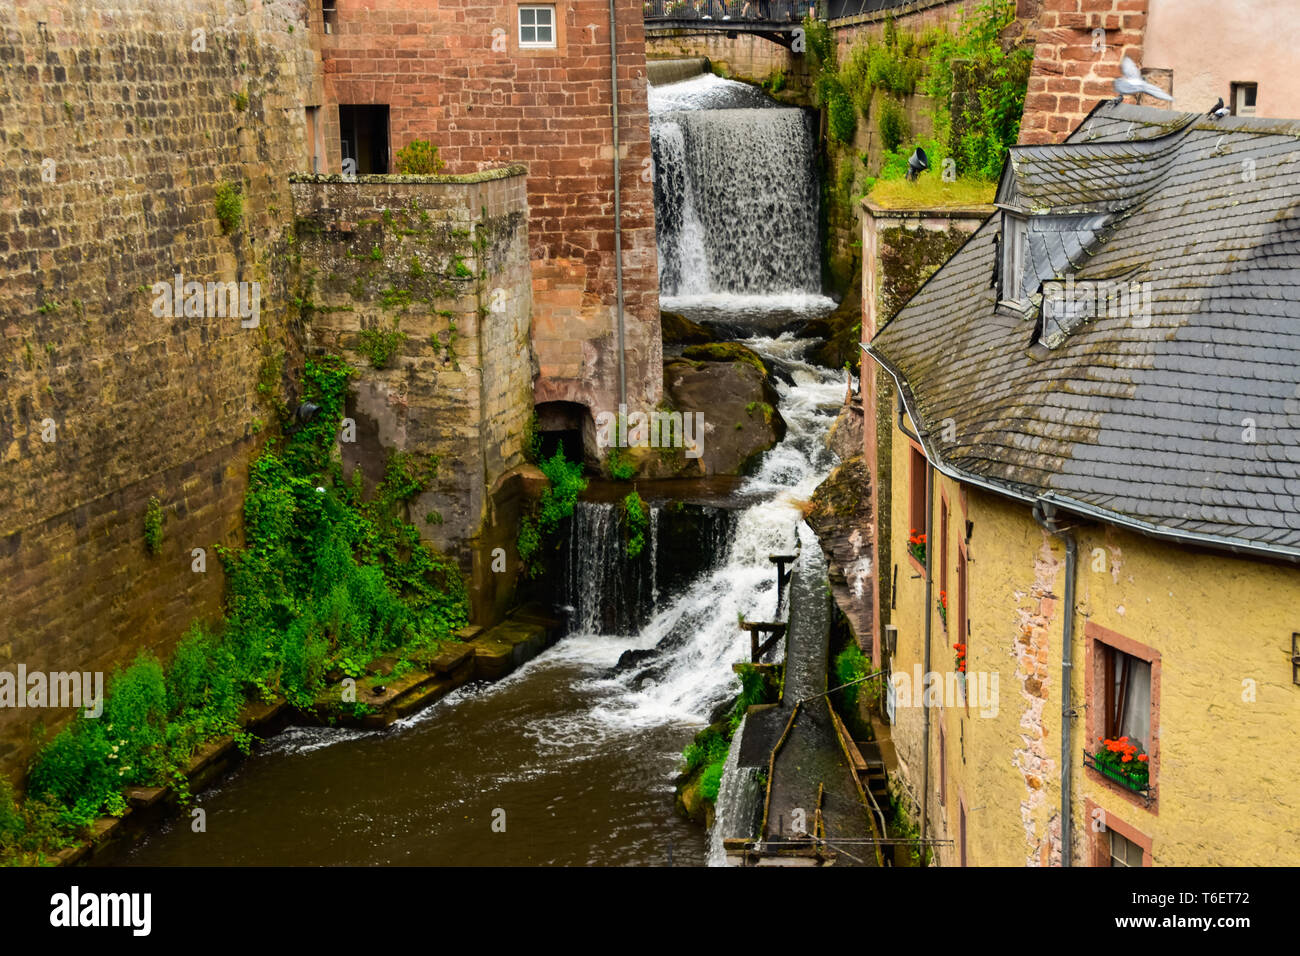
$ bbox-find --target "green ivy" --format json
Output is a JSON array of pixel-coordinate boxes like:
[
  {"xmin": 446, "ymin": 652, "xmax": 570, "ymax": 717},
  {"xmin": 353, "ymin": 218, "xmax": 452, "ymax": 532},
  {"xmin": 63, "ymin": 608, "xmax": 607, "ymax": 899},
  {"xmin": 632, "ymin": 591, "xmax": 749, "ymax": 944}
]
[
  {"xmin": 517, "ymin": 445, "xmax": 587, "ymax": 578},
  {"xmin": 622, "ymin": 491, "xmax": 647, "ymax": 559},
  {"xmin": 143, "ymin": 496, "xmax": 164, "ymax": 555},
  {"xmin": 7, "ymin": 354, "xmax": 469, "ymax": 862}
]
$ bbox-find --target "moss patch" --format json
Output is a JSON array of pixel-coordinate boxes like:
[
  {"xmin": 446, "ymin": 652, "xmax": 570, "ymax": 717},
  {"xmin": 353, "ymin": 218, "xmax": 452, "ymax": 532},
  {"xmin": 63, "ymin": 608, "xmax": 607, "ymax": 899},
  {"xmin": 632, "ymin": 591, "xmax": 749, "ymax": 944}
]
[{"xmin": 681, "ymin": 342, "xmax": 768, "ymax": 378}]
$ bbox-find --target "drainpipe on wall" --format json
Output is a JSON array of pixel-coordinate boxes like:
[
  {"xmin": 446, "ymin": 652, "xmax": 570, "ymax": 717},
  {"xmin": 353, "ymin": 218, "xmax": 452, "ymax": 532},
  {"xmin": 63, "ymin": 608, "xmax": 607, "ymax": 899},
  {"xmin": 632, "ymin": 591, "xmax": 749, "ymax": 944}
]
[
  {"xmin": 608, "ymin": 0, "xmax": 628, "ymax": 407},
  {"xmin": 1033, "ymin": 500, "xmax": 1077, "ymax": 867}
]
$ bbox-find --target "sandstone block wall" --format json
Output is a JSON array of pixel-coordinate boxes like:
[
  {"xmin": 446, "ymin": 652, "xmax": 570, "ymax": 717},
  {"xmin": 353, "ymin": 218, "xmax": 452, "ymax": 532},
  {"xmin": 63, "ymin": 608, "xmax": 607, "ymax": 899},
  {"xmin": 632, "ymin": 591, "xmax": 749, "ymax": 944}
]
[
  {"xmin": 0, "ymin": 0, "xmax": 321, "ymax": 776},
  {"xmin": 1019, "ymin": 0, "xmax": 1149, "ymax": 145},
  {"xmin": 288, "ymin": 169, "xmax": 533, "ymax": 622},
  {"xmin": 317, "ymin": 0, "xmax": 663, "ymax": 419}
]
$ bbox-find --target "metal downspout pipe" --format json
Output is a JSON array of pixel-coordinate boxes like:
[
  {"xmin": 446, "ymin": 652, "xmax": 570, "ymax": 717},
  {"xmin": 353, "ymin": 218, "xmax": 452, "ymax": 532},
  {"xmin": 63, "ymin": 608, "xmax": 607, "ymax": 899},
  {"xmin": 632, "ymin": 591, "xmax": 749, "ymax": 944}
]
[
  {"xmin": 608, "ymin": 0, "xmax": 628, "ymax": 407},
  {"xmin": 1034, "ymin": 500, "xmax": 1077, "ymax": 867}
]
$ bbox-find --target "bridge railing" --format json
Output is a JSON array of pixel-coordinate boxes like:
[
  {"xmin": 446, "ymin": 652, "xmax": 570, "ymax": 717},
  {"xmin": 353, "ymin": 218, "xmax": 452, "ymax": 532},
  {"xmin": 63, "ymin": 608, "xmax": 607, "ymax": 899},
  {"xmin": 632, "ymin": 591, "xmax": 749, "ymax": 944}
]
[{"xmin": 643, "ymin": 1, "xmax": 819, "ymax": 22}]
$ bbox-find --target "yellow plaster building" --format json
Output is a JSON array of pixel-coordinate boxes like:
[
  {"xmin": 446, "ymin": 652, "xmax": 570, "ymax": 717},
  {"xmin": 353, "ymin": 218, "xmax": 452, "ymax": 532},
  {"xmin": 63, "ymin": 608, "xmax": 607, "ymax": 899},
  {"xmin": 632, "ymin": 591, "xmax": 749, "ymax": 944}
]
[{"xmin": 864, "ymin": 102, "xmax": 1300, "ymax": 866}]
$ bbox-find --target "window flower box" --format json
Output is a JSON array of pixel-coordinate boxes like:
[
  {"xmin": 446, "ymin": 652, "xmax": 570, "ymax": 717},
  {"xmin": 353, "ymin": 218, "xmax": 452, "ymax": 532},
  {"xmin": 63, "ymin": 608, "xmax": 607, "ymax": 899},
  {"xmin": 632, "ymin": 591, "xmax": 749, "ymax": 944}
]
[
  {"xmin": 908, "ymin": 528, "xmax": 926, "ymax": 565},
  {"xmin": 952, "ymin": 641, "xmax": 966, "ymax": 674},
  {"xmin": 938, "ymin": 590, "xmax": 948, "ymax": 630},
  {"xmin": 1084, "ymin": 738, "xmax": 1151, "ymax": 798}
]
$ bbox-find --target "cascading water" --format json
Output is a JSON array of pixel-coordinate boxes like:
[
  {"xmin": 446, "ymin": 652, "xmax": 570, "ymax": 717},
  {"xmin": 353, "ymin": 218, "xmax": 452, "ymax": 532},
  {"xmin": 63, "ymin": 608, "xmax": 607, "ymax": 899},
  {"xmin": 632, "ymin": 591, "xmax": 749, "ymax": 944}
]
[
  {"xmin": 651, "ymin": 74, "xmax": 826, "ymax": 308},
  {"xmin": 115, "ymin": 74, "xmax": 848, "ymax": 870}
]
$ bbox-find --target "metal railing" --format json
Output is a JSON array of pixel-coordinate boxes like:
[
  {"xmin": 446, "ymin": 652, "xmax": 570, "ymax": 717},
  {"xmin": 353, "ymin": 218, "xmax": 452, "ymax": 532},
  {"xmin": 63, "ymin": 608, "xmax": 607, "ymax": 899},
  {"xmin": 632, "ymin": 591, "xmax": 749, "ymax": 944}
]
[{"xmin": 643, "ymin": 1, "xmax": 817, "ymax": 22}]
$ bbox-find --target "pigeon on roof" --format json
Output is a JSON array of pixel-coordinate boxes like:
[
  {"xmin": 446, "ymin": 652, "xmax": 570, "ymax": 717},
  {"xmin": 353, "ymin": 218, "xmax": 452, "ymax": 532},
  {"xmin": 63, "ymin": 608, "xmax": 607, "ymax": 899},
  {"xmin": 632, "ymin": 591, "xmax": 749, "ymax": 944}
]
[
  {"xmin": 1208, "ymin": 96, "xmax": 1230, "ymax": 119},
  {"xmin": 1111, "ymin": 56, "xmax": 1174, "ymax": 105},
  {"xmin": 906, "ymin": 146, "xmax": 930, "ymax": 181}
]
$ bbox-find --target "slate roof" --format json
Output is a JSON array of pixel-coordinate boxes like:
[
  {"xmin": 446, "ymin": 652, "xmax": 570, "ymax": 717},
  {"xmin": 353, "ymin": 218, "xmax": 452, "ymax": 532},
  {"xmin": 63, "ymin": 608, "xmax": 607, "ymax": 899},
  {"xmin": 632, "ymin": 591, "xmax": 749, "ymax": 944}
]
[{"xmin": 868, "ymin": 102, "xmax": 1300, "ymax": 560}]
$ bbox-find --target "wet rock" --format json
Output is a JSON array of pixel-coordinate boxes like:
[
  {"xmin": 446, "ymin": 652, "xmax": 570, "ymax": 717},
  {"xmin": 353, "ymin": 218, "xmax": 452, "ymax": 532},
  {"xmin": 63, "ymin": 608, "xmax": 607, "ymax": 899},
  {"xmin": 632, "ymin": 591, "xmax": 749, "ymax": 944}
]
[
  {"xmin": 661, "ymin": 310, "xmax": 714, "ymax": 345},
  {"xmin": 612, "ymin": 647, "xmax": 659, "ymax": 674},
  {"xmin": 809, "ymin": 265, "xmax": 863, "ymax": 369},
  {"xmin": 663, "ymin": 355, "xmax": 787, "ymax": 476},
  {"xmin": 825, "ymin": 398, "xmax": 863, "ymax": 462},
  {"xmin": 806, "ymin": 455, "xmax": 875, "ymax": 654}
]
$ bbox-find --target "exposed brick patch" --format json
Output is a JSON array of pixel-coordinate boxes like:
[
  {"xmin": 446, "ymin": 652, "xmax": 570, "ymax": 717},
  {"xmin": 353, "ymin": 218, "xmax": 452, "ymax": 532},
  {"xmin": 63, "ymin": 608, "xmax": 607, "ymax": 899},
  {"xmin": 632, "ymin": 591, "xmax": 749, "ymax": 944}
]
[
  {"xmin": 1011, "ymin": 533, "xmax": 1062, "ymax": 866},
  {"xmin": 1019, "ymin": 0, "xmax": 1150, "ymax": 144}
]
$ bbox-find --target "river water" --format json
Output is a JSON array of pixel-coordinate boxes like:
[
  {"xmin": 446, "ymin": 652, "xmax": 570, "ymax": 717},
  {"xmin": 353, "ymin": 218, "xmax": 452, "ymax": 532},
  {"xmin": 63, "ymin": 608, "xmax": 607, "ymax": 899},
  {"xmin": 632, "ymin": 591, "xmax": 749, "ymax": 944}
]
[{"xmin": 112, "ymin": 72, "xmax": 842, "ymax": 868}]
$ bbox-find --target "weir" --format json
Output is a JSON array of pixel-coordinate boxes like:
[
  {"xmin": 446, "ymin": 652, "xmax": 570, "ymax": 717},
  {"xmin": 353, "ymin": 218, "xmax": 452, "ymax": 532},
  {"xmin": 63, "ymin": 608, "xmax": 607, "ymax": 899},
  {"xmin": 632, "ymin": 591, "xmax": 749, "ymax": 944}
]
[{"xmin": 650, "ymin": 74, "xmax": 822, "ymax": 303}]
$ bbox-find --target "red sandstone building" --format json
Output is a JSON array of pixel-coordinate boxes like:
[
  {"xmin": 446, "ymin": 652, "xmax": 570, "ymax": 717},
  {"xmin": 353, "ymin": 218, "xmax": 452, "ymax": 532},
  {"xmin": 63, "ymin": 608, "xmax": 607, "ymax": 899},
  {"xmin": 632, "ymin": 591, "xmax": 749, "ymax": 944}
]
[{"xmin": 308, "ymin": 1, "xmax": 664, "ymax": 436}]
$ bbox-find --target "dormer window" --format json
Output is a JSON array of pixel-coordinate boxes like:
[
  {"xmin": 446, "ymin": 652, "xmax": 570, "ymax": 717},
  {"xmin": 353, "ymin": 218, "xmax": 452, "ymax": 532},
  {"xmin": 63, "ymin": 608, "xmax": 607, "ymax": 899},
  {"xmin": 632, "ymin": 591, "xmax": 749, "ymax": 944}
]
[{"xmin": 1001, "ymin": 213, "xmax": 1027, "ymax": 306}]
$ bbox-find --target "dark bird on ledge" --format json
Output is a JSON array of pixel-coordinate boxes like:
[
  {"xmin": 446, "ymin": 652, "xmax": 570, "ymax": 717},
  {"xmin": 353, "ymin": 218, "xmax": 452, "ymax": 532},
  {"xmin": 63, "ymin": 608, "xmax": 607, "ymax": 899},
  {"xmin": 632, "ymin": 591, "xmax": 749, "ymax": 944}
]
[{"xmin": 1208, "ymin": 97, "xmax": 1230, "ymax": 119}]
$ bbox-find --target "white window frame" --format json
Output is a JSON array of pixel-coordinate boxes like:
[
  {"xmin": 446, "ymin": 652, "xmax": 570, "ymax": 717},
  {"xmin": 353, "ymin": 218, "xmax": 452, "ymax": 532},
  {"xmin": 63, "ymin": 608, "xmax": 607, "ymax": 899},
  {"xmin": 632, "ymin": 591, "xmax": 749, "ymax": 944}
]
[
  {"xmin": 1001, "ymin": 213, "xmax": 1027, "ymax": 305},
  {"xmin": 1232, "ymin": 82, "xmax": 1257, "ymax": 117},
  {"xmin": 518, "ymin": 5, "xmax": 557, "ymax": 49}
]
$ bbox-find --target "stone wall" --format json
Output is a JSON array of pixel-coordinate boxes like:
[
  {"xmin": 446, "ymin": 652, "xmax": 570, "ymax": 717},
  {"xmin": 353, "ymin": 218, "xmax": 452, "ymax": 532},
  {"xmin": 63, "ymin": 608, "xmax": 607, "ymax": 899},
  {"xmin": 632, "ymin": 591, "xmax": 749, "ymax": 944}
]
[
  {"xmin": 1019, "ymin": 0, "xmax": 1149, "ymax": 145},
  {"xmin": 289, "ymin": 169, "xmax": 533, "ymax": 623},
  {"xmin": 0, "ymin": 0, "xmax": 321, "ymax": 776},
  {"xmin": 317, "ymin": 0, "xmax": 662, "ymax": 420}
]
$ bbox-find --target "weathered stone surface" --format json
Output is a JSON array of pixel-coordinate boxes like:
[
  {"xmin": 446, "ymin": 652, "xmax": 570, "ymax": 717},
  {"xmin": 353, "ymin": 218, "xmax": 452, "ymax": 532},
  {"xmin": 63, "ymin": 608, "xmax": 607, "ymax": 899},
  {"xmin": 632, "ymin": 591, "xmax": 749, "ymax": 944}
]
[
  {"xmin": 291, "ymin": 173, "xmax": 533, "ymax": 621},
  {"xmin": 662, "ymin": 356, "xmax": 786, "ymax": 477},
  {"xmin": 806, "ymin": 455, "xmax": 875, "ymax": 656},
  {"xmin": 0, "ymin": 0, "xmax": 318, "ymax": 778},
  {"xmin": 825, "ymin": 399, "xmax": 864, "ymax": 464}
]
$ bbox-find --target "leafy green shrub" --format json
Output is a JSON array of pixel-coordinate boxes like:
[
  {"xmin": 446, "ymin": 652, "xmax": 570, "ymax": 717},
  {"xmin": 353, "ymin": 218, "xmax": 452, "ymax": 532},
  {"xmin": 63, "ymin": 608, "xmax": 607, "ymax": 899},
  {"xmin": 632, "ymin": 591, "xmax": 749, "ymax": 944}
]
[
  {"xmin": 682, "ymin": 726, "xmax": 730, "ymax": 774},
  {"xmin": 877, "ymin": 97, "xmax": 910, "ymax": 154},
  {"xmin": 606, "ymin": 445, "xmax": 636, "ymax": 481},
  {"xmin": 824, "ymin": 75, "xmax": 857, "ymax": 145},
  {"xmin": 518, "ymin": 446, "xmax": 588, "ymax": 577},
  {"xmin": 622, "ymin": 491, "xmax": 647, "ymax": 559},
  {"xmin": 143, "ymin": 496, "xmax": 164, "ymax": 555},
  {"xmin": 214, "ymin": 181, "xmax": 243, "ymax": 234},
  {"xmin": 834, "ymin": 642, "xmax": 871, "ymax": 712},
  {"xmin": 394, "ymin": 140, "xmax": 446, "ymax": 175},
  {"xmin": 357, "ymin": 324, "xmax": 406, "ymax": 369}
]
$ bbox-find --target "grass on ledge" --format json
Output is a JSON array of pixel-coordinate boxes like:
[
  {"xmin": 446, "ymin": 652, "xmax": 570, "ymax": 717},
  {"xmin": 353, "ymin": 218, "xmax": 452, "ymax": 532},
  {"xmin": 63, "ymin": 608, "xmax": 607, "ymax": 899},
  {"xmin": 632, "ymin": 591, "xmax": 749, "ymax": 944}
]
[{"xmin": 867, "ymin": 177, "xmax": 997, "ymax": 210}]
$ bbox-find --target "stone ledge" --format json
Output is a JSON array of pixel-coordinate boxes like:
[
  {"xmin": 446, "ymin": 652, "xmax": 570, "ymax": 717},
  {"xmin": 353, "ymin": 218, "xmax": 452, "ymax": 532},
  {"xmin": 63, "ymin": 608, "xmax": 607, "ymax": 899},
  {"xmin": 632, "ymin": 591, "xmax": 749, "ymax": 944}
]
[{"xmin": 289, "ymin": 165, "xmax": 528, "ymax": 185}]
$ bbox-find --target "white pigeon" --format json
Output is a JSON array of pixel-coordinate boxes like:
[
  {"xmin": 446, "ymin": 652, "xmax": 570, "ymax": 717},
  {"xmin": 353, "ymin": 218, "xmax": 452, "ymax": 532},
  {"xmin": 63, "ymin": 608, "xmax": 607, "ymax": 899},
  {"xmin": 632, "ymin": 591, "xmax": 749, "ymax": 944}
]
[{"xmin": 1112, "ymin": 56, "xmax": 1174, "ymax": 104}]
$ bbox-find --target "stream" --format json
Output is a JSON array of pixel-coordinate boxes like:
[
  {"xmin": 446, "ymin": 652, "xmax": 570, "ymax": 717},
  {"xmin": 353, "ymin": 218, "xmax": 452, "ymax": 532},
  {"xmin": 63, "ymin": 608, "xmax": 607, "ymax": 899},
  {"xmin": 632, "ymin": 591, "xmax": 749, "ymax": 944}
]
[{"xmin": 110, "ymin": 72, "xmax": 843, "ymax": 868}]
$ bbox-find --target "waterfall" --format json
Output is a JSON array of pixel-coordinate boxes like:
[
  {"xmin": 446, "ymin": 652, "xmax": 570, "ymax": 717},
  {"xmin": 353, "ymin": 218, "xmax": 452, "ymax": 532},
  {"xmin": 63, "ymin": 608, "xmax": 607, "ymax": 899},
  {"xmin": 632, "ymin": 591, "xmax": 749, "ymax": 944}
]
[
  {"xmin": 708, "ymin": 714, "xmax": 766, "ymax": 866},
  {"xmin": 650, "ymin": 74, "xmax": 824, "ymax": 306}
]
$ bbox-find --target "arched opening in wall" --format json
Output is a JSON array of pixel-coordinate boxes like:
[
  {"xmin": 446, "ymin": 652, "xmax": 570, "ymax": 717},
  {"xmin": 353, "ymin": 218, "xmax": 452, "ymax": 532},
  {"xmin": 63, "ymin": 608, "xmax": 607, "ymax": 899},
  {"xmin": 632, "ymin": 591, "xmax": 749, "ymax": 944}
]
[{"xmin": 534, "ymin": 401, "xmax": 595, "ymax": 465}]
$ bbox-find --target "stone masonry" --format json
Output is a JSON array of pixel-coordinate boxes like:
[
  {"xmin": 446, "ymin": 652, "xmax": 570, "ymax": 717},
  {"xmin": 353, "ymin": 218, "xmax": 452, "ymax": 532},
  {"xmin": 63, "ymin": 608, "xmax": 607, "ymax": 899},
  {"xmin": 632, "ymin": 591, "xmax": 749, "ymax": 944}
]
[{"xmin": 317, "ymin": 0, "xmax": 663, "ymax": 418}]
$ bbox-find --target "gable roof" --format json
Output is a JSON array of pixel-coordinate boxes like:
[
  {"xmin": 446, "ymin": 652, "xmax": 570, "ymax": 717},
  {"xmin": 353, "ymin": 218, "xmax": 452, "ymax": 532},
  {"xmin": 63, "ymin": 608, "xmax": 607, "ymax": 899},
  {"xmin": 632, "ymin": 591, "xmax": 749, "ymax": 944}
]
[{"xmin": 867, "ymin": 102, "xmax": 1300, "ymax": 561}]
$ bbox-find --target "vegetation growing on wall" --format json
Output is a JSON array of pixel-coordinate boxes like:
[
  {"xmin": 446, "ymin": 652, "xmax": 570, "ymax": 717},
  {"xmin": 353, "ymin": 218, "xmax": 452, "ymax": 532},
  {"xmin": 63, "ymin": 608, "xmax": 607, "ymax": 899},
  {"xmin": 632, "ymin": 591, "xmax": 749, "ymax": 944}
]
[
  {"xmin": 356, "ymin": 321, "xmax": 406, "ymax": 369},
  {"xmin": 214, "ymin": 181, "xmax": 243, "ymax": 234},
  {"xmin": 394, "ymin": 140, "xmax": 447, "ymax": 175},
  {"xmin": 0, "ymin": 356, "xmax": 468, "ymax": 864},
  {"xmin": 143, "ymin": 496, "xmax": 164, "ymax": 556},
  {"xmin": 516, "ymin": 446, "xmax": 587, "ymax": 578},
  {"xmin": 805, "ymin": 1, "xmax": 1029, "ymax": 233},
  {"xmin": 621, "ymin": 491, "xmax": 647, "ymax": 559}
]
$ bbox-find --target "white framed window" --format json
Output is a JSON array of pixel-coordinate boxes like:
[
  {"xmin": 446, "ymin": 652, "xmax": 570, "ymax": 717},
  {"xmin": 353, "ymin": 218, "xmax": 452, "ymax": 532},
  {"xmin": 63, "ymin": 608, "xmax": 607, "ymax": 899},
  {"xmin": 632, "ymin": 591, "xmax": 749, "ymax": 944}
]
[
  {"xmin": 1001, "ymin": 213, "xmax": 1027, "ymax": 305},
  {"xmin": 518, "ymin": 5, "xmax": 556, "ymax": 48},
  {"xmin": 1232, "ymin": 82, "xmax": 1257, "ymax": 117}
]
